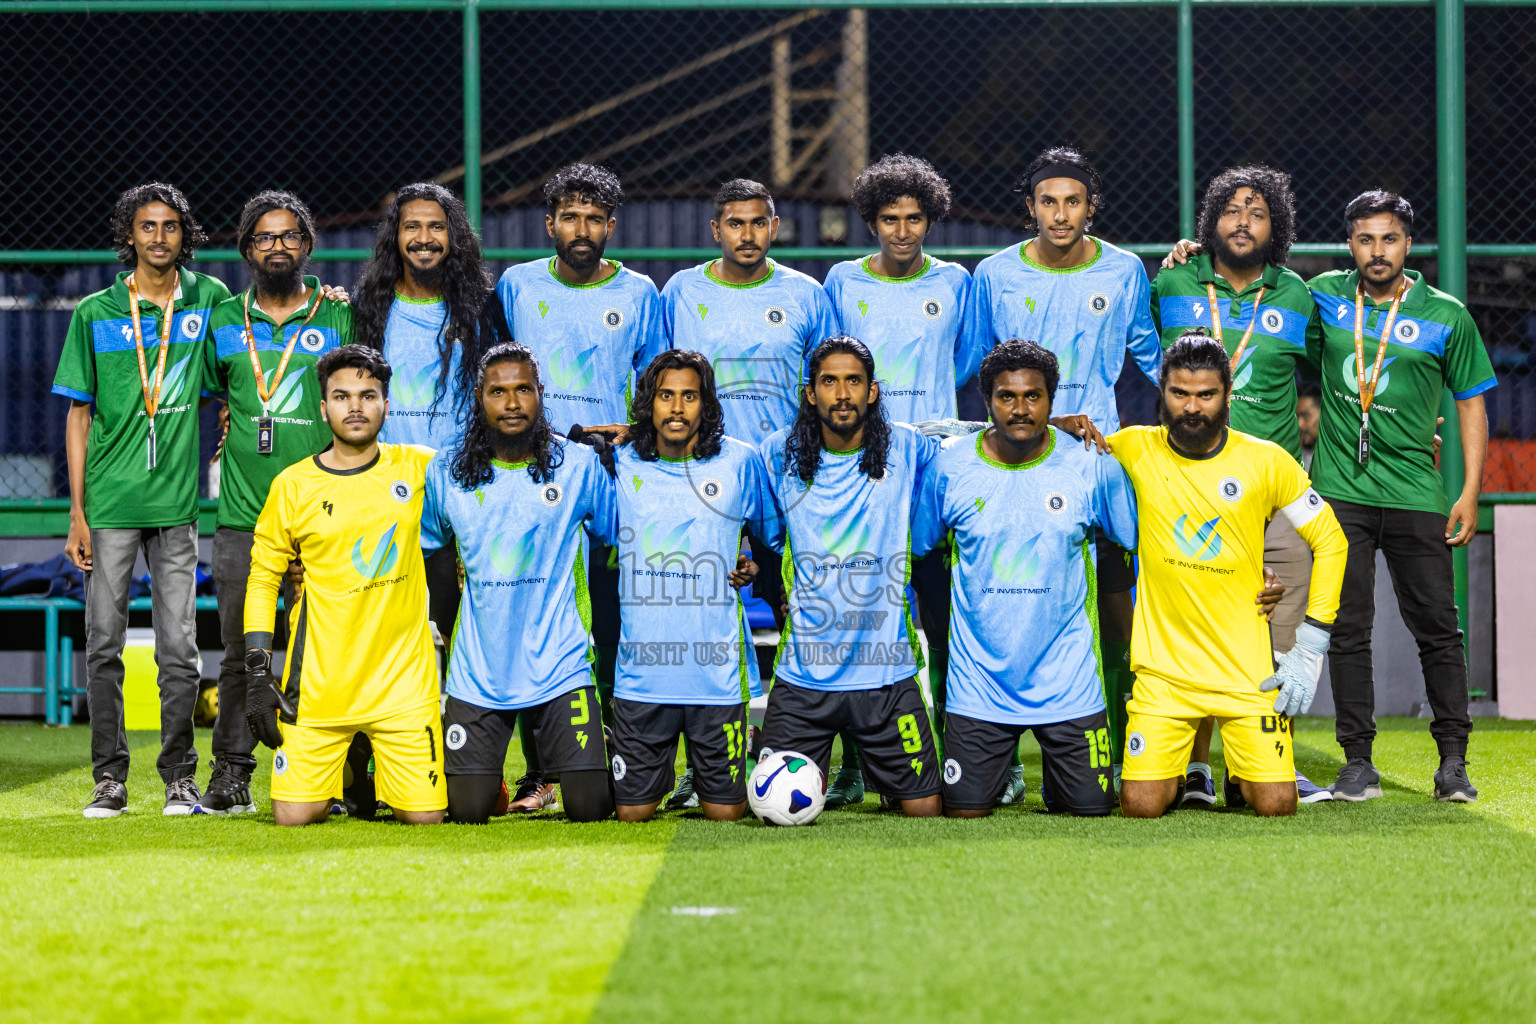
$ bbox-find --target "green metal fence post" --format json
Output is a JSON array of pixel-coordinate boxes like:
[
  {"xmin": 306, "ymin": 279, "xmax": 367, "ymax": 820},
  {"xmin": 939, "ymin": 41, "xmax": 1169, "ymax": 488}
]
[
  {"xmin": 1436, "ymin": 0, "xmax": 1470, "ymax": 645},
  {"xmin": 464, "ymin": 0, "xmax": 482, "ymax": 230},
  {"xmin": 1177, "ymin": 0, "xmax": 1195, "ymax": 240}
]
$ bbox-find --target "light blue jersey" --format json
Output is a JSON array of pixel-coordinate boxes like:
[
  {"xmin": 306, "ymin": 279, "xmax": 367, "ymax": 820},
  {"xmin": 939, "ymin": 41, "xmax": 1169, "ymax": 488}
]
[
  {"xmin": 421, "ymin": 441, "xmax": 617, "ymax": 710},
  {"xmin": 912, "ymin": 427, "xmax": 1138, "ymax": 725},
  {"xmin": 595, "ymin": 439, "xmax": 774, "ymax": 705},
  {"xmin": 497, "ymin": 257, "xmax": 667, "ymax": 433},
  {"xmin": 823, "ymin": 255, "xmax": 980, "ymax": 423},
  {"xmin": 966, "ymin": 237, "xmax": 1161, "ymax": 432},
  {"xmin": 660, "ymin": 259, "xmax": 839, "ymax": 446},
  {"xmin": 759, "ymin": 422, "xmax": 939, "ymax": 692},
  {"xmin": 378, "ymin": 296, "xmax": 464, "ymax": 452}
]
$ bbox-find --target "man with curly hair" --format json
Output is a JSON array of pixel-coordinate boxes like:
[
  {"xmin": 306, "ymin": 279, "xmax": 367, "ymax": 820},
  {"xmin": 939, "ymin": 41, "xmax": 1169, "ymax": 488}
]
[
  {"xmin": 1153, "ymin": 166, "xmax": 1329, "ymax": 806},
  {"xmin": 595, "ymin": 350, "xmax": 773, "ymax": 822},
  {"xmin": 53, "ymin": 182, "xmax": 230, "ymax": 818},
  {"xmin": 421, "ymin": 343, "xmax": 617, "ymax": 824},
  {"xmin": 495, "ymin": 163, "xmax": 666, "ymax": 439}
]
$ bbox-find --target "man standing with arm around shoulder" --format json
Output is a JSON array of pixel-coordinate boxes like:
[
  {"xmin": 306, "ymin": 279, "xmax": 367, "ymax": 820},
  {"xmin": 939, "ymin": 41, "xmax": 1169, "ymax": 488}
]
[
  {"xmin": 54, "ymin": 182, "xmax": 230, "ymax": 818},
  {"xmin": 1308, "ymin": 191, "xmax": 1495, "ymax": 803}
]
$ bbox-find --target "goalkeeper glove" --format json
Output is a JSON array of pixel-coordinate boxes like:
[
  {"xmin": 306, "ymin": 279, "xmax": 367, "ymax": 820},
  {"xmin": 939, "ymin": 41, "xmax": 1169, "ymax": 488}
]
[
  {"xmin": 244, "ymin": 650, "xmax": 289, "ymax": 750},
  {"xmin": 1260, "ymin": 620, "xmax": 1331, "ymax": 717}
]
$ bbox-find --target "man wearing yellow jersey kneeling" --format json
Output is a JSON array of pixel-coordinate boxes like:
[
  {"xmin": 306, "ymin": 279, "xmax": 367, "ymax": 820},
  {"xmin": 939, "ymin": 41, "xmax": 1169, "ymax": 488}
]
[{"xmin": 1111, "ymin": 334, "xmax": 1347, "ymax": 817}]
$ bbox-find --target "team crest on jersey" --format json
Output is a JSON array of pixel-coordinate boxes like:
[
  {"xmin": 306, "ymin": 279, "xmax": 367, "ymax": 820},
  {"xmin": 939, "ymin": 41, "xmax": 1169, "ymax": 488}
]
[
  {"xmin": 273, "ymin": 750, "xmax": 289, "ymax": 775},
  {"xmin": 611, "ymin": 754, "xmax": 628, "ymax": 781},
  {"xmin": 1218, "ymin": 476, "xmax": 1243, "ymax": 503},
  {"xmin": 943, "ymin": 758, "xmax": 961, "ymax": 784},
  {"xmin": 1088, "ymin": 292, "xmax": 1111, "ymax": 316},
  {"xmin": 446, "ymin": 724, "xmax": 467, "ymax": 750},
  {"xmin": 1304, "ymin": 489, "xmax": 1323, "ymax": 511},
  {"xmin": 699, "ymin": 477, "xmax": 723, "ymax": 501},
  {"xmin": 602, "ymin": 307, "xmax": 624, "ymax": 331},
  {"xmin": 1126, "ymin": 732, "xmax": 1146, "ymax": 757},
  {"xmin": 390, "ymin": 479, "xmax": 413, "ymax": 503},
  {"xmin": 1045, "ymin": 491, "xmax": 1068, "ymax": 514},
  {"xmin": 1261, "ymin": 308, "xmax": 1285, "ymax": 334},
  {"xmin": 763, "ymin": 306, "xmax": 787, "ymax": 326},
  {"xmin": 179, "ymin": 313, "xmax": 204, "ymax": 339},
  {"xmin": 541, "ymin": 483, "xmax": 563, "ymax": 506},
  {"xmin": 869, "ymin": 467, "xmax": 890, "ymax": 485},
  {"xmin": 299, "ymin": 328, "xmax": 325, "ymax": 352},
  {"xmin": 921, "ymin": 298, "xmax": 943, "ymax": 320},
  {"xmin": 1393, "ymin": 319, "xmax": 1420, "ymax": 344}
]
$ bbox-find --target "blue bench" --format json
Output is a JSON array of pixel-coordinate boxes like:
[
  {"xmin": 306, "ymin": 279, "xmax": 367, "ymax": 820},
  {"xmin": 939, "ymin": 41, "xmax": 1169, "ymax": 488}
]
[{"xmin": 0, "ymin": 595, "xmax": 221, "ymax": 726}]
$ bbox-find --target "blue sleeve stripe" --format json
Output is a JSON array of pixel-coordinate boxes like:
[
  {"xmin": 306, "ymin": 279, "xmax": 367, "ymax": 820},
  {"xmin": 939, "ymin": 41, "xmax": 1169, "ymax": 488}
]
[
  {"xmin": 52, "ymin": 384, "xmax": 94, "ymax": 402},
  {"xmin": 1453, "ymin": 377, "xmax": 1497, "ymax": 400},
  {"xmin": 201, "ymin": 388, "xmax": 223, "ymax": 399}
]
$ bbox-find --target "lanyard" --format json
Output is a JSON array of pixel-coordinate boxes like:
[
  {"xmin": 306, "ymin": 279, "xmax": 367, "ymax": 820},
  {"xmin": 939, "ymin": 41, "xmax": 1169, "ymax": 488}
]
[
  {"xmin": 126, "ymin": 273, "xmax": 174, "ymax": 423},
  {"xmin": 1205, "ymin": 282, "xmax": 1266, "ymax": 374},
  {"xmin": 242, "ymin": 286, "xmax": 323, "ymax": 414},
  {"xmin": 1352, "ymin": 276, "xmax": 1409, "ymax": 416}
]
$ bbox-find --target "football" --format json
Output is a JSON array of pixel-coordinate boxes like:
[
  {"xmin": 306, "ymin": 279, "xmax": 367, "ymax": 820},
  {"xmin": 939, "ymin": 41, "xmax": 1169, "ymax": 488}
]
[{"xmin": 748, "ymin": 750, "xmax": 826, "ymax": 826}]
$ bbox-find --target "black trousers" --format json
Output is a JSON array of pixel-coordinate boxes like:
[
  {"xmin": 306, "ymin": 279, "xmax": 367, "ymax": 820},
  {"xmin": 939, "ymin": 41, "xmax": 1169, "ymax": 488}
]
[{"xmin": 1326, "ymin": 498, "xmax": 1471, "ymax": 760}]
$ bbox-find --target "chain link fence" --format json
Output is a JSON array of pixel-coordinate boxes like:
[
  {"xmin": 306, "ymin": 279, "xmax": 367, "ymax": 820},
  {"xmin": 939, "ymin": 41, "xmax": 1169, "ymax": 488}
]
[{"xmin": 1, "ymin": 1, "xmax": 1532, "ymax": 502}]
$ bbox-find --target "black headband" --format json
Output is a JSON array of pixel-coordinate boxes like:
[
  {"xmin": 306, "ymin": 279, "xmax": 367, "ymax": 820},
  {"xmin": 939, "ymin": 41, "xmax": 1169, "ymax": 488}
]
[{"xmin": 1015, "ymin": 163, "xmax": 1096, "ymax": 196}]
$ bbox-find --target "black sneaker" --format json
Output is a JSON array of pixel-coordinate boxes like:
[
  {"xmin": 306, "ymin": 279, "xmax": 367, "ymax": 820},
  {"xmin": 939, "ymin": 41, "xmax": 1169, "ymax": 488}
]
[
  {"xmin": 83, "ymin": 776, "xmax": 127, "ymax": 818},
  {"xmin": 1329, "ymin": 757, "xmax": 1383, "ymax": 801},
  {"xmin": 1221, "ymin": 772, "xmax": 1247, "ymax": 809},
  {"xmin": 194, "ymin": 762, "xmax": 255, "ymax": 815},
  {"xmin": 164, "ymin": 775, "xmax": 202, "ymax": 816},
  {"xmin": 1180, "ymin": 769, "xmax": 1217, "ymax": 807},
  {"xmin": 1433, "ymin": 756, "xmax": 1478, "ymax": 803}
]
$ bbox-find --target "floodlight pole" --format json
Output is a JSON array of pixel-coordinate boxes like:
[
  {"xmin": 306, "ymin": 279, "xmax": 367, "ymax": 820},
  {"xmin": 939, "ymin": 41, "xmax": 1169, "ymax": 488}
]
[
  {"xmin": 464, "ymin": 0, "xmax": 483, "ymax": 231},
  {"xmin": 1177, "ymin": 0, "xmax": 1195, "ymax": 240},
  {"xmin": 1436, "ymin": 0, "xmax": 1470, "ymax": 646}
]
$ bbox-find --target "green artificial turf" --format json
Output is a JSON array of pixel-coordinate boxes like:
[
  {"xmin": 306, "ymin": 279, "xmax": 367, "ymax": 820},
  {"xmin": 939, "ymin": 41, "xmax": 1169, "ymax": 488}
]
[{"xmin": 3, "ymin": 717, "xmax": 1534, "ymax": 1024}]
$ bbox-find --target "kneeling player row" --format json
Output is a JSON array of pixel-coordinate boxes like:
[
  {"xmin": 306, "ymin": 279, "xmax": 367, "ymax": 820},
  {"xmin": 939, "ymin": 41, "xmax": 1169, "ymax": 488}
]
[{"xmin": 240, "ymin": 330, "xmax": 1345, "ymax": 826}]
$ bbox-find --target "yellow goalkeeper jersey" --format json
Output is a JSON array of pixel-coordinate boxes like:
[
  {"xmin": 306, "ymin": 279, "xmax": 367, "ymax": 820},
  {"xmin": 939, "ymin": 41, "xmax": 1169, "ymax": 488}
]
[
  {"xmin": 1108, "ymin": 426, "xmax": 1347, "ymax": 700},
  {"xmin": 245, "ymin": 442, "xmax": 438, "ymax": 727}
]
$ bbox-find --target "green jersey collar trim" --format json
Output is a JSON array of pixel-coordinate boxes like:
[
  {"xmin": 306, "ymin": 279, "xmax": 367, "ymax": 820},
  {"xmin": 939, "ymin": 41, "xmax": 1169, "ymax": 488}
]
[
  {"xmin": 655, "ymin": 451, "xmax": 697, "ymax": 464},
  {"xmin": 546, "ymin": 255, "xmax": 623, "ymax": 289},
  {"xmin": 247, "ymin": 275, "xmax": 324, "ymax": 326},
  {"xmin": 394, "ymin": 290, "xmax": 445, "ymax": 306},
  {"xmin": 1019, "ymin": 236, "xmax": 1102, "ymax": 274},
  {"xmin": 1195, "ymin": 252, "xmax": 1281, "ymax": 293},
  {"xmin": 491, "ymin": 457, "xmax": 533, "ymax": 470},
  {"xmin": 704, "ymin": 258, "xmax": 777, "ymax": 289},
  {"xmin": 824, "ymin": 442, "xmax": 862, "ymax": 456},
  {"xmin": 861, "ymin": 254, "xmax": 931, "ymax": 283},
  {"xmin": 975, "ymin": 425, "xmax": 1056, "ymax": 470}
]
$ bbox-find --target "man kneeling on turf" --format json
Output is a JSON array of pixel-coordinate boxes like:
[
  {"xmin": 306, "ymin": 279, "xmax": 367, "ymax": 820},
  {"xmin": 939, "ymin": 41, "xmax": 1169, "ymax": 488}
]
[
  {"xmin": 1112, "ymin": 335, "xmax": 1347, "ymax": 817},
  {"xmin": 598, "ymin": 350, "xmax": 773, "ymax": 822},
  {"xmin": 912, "ymin": 341, "xmax": 1137, "ymax": 816},
  {"xmin": 421, "ymin": 343, "xmax": 616, "ymax": 824},
  {"xmin": 245, "ymin": 346, "xmax": 446, "ymax": 826}
]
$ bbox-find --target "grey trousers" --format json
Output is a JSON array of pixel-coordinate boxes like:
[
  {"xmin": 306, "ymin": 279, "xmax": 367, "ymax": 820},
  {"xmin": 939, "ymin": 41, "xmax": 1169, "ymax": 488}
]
[
  {"xmin": 211, "ymin": 527, "xmax": 259, "ymax": 774},
  {"xmin": 84, "ymin": 524, "xmax": 201, "ymax": 784}
]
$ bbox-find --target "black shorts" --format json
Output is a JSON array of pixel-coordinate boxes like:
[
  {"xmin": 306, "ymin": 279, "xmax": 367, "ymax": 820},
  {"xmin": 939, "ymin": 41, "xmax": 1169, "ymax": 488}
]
[
  {"xmin": 1095, "ymin": 528, "xmax": 1136, "ymax": 595},
  {"xmin": 443, "ymin": 687, "xmax": 607, "ymax": 777},
  {"xmin": 942, "ymin": 709, "xmax": 1114, "ymax": 815},
  {"xmin": 760, "ymin": 677, "xmax": 940, "ymax": 800},
  {"xmin": 610, "ymin": 697, "xmax": 747, "ymax": 806}
]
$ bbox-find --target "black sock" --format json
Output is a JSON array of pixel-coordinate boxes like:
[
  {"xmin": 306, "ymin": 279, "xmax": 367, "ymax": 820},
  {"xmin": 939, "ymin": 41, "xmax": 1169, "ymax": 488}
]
[
  {"xmin": 447, "ymin": 773, "xmax": 502, "ymax": 824},
  {"xmin": 560, "ymin": 769, "xmax": 615, "ymax": 822}
]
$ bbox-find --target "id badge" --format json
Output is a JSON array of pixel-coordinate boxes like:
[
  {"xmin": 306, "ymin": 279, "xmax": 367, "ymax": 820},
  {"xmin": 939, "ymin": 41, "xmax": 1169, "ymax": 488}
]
[
  {"xmin": 146, "ymin": 425, "xmax": 157, "ymax": 471},
  {"xmin": 1356, "ymin": 413, "xmax": 1370, "ymax": 467},
  {"xmin": 257, "ymin": 416, "xmax": 275, "ymax": 455}
]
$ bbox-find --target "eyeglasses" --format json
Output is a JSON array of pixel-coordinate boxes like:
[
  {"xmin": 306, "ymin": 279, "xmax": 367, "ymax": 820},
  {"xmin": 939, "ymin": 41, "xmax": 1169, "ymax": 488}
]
[{"xmin": 251, "ymin": 231, "xmax": 306, "ymax": 251}]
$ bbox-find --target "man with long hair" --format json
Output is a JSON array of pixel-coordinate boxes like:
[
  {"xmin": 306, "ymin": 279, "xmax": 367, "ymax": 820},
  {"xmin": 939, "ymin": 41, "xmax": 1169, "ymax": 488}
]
[
  {"xmin": 244, "ymin": 346, "xmax": 445, "ymax": 826},
  {"xmin": 1152, "ymin": 167, "xmax": 1333, "ymax": 806},
  {"xmin": 913, "ymin": 341, "xmax": 1137, "ymax": 816},
  {"xmin": 966, "ymin": 146, "xmax": 1161, "ymax": 781},
  {"xmin": 757, "ymin": 337, "xmax": 942, "ymax": 818},
  {"xmin": 1113, "ymin": 335, "xmax": 1347, "ymax": 818},
  {"xmin": 421, "ymin": 343, "xmax": 617, "ymax": 824},
  {"xmin": 53, "ymin": 182, "xmax": 229, "ymax": 818},
  {"xmin": 598, "ymin": 350, "xmax": 771, "ymax": 822},
  {"xmin": 495, "ymin": 163, "xmax": 665, "ymax": 438},
  {"xmin": 198, "ymin": 190, "xmax": 355, "ymax": 815}
]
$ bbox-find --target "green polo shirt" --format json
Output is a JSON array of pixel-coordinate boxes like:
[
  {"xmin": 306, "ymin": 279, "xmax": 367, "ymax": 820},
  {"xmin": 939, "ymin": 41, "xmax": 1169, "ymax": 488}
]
[
  {"xmin": 52, "ymin": 267, "xmax": 230, "ymax": 528},
  {"xmin": 1150, "ymin": 254, "xmax": 1321, "ymax": 460},
  {"xmin": 1308, "ymin": 268, "xmax": 1497, "ymax": 514},
  {"xmin": 203, "ymin": 276, "xmax": 356, "ymax": 530}
]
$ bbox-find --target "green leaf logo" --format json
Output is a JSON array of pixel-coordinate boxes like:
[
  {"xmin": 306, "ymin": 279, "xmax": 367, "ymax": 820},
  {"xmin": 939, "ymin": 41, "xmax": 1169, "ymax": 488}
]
[
  {"xmin": 1171, "ymin": 514, "xmax": 1223, "ymax": 561},
  {"xmin": 989, "ymin": 535, "xmax": 1042, "ymax": 584},
  {"xmin": 489, "ymin": 532, "xmax": 537, "ymax": 578},
  {"xmin": 350, "ymin": 524, "xmax": 400, "ymax": 578}
]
